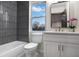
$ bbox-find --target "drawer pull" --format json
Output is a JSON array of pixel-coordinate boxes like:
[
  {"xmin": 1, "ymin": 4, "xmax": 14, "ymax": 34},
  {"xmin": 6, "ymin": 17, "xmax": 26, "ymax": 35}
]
[
  {"xmin": 62, "ymin": 45, "xmax": 64, "ymax": 51},
  {"xmin": 58, "ymin": 45, "xmax": 60, "ymax": 51}
]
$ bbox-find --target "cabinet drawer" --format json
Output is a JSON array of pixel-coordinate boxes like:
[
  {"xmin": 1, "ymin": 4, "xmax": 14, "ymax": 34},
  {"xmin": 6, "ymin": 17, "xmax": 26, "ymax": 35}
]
[
  {"xmin": 43, "ymin": 34, "xmax": 79, "ymax": 44},
  {"xmin": 63, "ymin": 35, "xmax": 79, "ymax": 44},
  {"xmin": 43, "ymin": 34, "xmax": 67, "ymax": 42}
]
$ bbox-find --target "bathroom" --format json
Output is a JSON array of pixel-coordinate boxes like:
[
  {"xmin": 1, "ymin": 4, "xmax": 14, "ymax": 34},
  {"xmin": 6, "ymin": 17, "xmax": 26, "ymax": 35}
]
[{"xmin": 0, "ymin": 0, "xmax": 79, "ymax": 57}]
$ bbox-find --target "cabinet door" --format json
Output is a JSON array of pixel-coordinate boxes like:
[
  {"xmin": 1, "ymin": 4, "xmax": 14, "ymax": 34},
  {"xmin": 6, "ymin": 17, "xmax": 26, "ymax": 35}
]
[
  {"xmin": 44, "ymin": 42, "xmax": 60, "ymax": 57},
  {"xmin": 61, "ymin": 43, "xmax": 79, "ymax": 57}
]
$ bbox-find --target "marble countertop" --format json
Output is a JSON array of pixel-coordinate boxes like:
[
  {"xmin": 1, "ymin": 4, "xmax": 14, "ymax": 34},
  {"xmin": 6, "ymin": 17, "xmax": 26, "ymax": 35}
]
[{"xmin": 43, "ymin": 31, "xmax": 79, "ymax": 35}]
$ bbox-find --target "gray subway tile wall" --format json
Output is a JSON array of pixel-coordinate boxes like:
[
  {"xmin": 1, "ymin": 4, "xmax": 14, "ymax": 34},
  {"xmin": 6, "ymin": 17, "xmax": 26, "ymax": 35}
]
[
  {"xmin": 0, "ymin": 1, "xmax": 17, "ymax": 45},
  {"xmin": 17, "ymin": 1, "xmax": 29, "ymax": 42},
  {"xmin": 0, "ymin": 1, "xmax": 29, "ymax": 45}
]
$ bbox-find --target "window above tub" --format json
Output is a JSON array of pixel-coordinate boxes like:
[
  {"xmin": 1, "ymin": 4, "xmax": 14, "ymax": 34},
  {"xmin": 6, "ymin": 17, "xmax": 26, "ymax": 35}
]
[{"xmin": 31, "ymin": 1, "xmax": 46, "ymax": 31}]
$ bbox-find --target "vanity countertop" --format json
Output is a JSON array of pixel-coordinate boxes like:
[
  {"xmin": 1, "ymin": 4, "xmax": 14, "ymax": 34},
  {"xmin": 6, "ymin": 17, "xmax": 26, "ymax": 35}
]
[{"xmin": 43, "ymin": 31, "xmax": 79, "ymax": 35}]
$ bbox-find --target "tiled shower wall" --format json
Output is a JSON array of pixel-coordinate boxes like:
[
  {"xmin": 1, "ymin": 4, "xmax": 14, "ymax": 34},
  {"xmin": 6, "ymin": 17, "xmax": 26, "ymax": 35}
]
[
  {"xmin": 0, "ymin": 1, "xmax": 29, "ymax": 45},
  {"xmin": 17, "ymin": 1, "xmax": 29, "ymax": 42},
  {"xmin": 0, "ymin": 1, "xmax": 17, "ymax": 45}
]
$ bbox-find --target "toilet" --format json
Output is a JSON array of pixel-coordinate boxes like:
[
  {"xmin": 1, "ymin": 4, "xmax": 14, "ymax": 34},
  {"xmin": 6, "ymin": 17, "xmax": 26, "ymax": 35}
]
[
  {"xmin": 24, "ymin": 42, "xmax": 38, "ymax": 57},
  {"xmin": 24, "ymin": 33, "xmax": 42, "ymax": 57}
]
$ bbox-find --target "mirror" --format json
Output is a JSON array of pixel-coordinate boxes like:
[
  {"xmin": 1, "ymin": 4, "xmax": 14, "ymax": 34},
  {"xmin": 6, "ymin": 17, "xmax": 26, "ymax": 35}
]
[{"xmin": 50, "ymin": 2, "xmax": 68, "ymax": 28}]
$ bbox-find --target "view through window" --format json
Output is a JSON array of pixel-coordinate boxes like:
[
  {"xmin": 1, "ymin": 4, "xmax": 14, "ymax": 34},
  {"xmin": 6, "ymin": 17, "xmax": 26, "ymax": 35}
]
[{"xmin": 32, "ymin": 1, "xmax": 46, "ymax": 31}]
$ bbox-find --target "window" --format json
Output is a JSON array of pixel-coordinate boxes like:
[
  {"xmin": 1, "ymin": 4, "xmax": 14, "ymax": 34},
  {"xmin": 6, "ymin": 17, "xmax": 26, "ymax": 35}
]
[{"xmin": 32, "ymin": 1, "xmax": 46, "ymax": 31}]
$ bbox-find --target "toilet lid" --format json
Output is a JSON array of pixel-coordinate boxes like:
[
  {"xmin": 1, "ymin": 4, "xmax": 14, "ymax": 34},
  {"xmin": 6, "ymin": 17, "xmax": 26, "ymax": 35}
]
[{"xmin": 24, "ymin": 43, "xmax": 38, "ymax": 49}]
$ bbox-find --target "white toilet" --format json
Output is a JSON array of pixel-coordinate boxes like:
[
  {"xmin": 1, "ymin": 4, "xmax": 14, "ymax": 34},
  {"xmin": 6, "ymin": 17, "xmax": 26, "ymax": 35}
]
[
  {"xmin": 24, "ymin": 33, "xmax": 42, "ymax": 57},
  {"xmin": 24, "ymin": 42, "xmax": 38, "ymax": 57}
]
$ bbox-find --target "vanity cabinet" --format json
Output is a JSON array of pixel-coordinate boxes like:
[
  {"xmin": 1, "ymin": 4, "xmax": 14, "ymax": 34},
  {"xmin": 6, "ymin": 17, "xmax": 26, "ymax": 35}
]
[
  {"xmin": 43, "ymin": 32, "xmax": 79, "ymax": 57},
  {"xmin": 44, "ymin": 42, "xmax": 60, "ymax": 57},
  {"xmin": 61, "ymin": 43, "xmax": 79, "ymax": 57}
]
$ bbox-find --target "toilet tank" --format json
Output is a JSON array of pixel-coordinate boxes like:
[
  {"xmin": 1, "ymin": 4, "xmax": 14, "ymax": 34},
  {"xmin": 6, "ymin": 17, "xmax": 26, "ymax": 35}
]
[{"xmin": 31, "ymin": 32, "xmax": 43, "ymax": 43}]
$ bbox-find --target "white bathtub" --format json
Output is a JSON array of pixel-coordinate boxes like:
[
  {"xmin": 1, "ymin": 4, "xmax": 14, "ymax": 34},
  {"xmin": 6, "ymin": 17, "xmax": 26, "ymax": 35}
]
[{"xmin": 0, "ymin": 41, "xmax": 27, "ymax": 57}]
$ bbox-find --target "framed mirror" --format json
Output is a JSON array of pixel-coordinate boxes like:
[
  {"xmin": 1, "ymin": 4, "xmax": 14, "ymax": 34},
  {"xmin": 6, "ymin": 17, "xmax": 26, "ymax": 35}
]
[{"xmin": 50, "ymin": 1, "xmax": 68, "ymax": 28}]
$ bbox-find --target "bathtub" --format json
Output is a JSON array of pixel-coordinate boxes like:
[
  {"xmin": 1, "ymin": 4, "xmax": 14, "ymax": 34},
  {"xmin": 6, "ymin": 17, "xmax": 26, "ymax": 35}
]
[{"xmin": 0, "ymin": 41, "xmax": 27, "ymax": 57}]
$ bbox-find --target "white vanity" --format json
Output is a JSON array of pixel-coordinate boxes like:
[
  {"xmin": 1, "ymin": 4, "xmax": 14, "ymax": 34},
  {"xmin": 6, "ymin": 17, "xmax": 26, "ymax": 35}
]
[{"xmin": 43, "ymin": 31, "xmax": 79, "ymax": 57}]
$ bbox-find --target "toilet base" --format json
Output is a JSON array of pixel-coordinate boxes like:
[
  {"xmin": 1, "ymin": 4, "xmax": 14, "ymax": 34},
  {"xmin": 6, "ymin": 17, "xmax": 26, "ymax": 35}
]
[
  {"xmin": 25, "ymin": 49, "xmax": 38, "ymax": 57},
  {"xmin": 24, "ymin": 43, "xmax": 39, "ymax": 57}
]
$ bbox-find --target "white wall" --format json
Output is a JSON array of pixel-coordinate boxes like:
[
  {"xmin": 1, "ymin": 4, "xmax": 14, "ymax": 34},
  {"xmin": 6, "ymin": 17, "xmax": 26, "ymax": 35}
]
[{"xmin": 46, "ymin": 2, "xmax": 52, "ymax": 31}]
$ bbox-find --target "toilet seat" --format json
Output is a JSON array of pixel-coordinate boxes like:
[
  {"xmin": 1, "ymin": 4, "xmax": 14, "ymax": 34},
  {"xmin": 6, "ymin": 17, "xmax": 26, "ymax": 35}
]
[{"xmin": 24, "ymin": 43, "xmax": 38, "ymax": 49}]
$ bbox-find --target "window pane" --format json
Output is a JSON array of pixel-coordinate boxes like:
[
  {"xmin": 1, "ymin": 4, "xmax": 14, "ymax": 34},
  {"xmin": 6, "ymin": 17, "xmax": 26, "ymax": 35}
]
[
  {"xmin": 32, "ymin": 1, "xmax": 46, "ymax": 31},
  {"xmin": 32, "ymin": 17, "xmax": 45, "ymax": 31}
]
